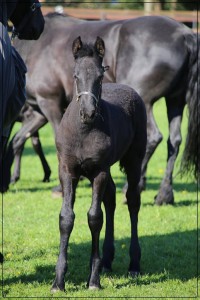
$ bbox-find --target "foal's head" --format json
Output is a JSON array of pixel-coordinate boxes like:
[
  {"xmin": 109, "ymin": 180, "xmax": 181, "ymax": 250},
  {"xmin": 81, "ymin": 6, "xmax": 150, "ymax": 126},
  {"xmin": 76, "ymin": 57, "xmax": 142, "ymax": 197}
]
[{"xmin": 72, "ymin": 36, "xmax": 106, "ymax": 124}]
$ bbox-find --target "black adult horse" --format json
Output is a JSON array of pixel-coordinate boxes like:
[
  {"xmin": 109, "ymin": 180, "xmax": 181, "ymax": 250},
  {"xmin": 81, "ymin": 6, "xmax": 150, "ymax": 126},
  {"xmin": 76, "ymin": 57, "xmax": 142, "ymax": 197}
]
[
  {"xmin": 51, "ymin": 36, "xmax": 147, "ymax": 291},
  {"xmin": 5, "ymin": 13, "xmax": 199, "ymax": 204},
  {"xmin": 0, "ymin": 0, "xmax": 44, "ymax": 193},
  {"xmin": 0, "ymin": 0, "xmax": 44, "ymax": 261}
]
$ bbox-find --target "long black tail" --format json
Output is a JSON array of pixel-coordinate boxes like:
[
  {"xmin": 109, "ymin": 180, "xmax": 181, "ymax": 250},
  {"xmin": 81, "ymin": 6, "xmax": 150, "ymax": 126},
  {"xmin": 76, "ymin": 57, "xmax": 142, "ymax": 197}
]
[{"xmin": 181, "ymin": 32, "xmax": 199, "ymax": 179}]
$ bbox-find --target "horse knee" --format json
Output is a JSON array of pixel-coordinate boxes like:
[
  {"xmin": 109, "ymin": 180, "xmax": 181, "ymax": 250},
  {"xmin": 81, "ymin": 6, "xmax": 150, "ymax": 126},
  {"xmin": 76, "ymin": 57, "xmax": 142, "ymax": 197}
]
[
  {"xmin": 59, "ymin": 210, "xmax": 75, "ymax": 235},
  {"xmin": 13, "ymin": 135, "xmax": 26, "ymax": 153},
  {"xmin": 148, "ymin": 132, "xmax": 163, "ymax": 149},
  {"xmin": 87, "ymin": 209, "xmax": 103, "ymax": 233}
]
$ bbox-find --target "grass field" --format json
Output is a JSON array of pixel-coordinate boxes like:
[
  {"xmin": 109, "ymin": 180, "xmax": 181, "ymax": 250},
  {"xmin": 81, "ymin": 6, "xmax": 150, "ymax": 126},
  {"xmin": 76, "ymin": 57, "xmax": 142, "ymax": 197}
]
[{"xmin": 1, "ymin": 99, "xmax": 198, "ymax": 298}]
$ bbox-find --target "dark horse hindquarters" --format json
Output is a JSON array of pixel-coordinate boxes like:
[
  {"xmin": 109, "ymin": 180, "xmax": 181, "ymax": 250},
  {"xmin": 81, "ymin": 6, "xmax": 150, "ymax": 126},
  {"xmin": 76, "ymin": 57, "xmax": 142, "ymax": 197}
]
[{"xmin": 52, "ymin": 37, "xmax": 147, "ymax": 291}]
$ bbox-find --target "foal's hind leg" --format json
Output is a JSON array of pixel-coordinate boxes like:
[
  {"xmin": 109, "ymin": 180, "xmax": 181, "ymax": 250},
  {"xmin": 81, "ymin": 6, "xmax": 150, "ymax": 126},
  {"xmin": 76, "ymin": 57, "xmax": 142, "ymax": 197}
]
[
  {"xmin": 123, "ymin": 104, "xmax": 162, "ymax": 203},
  {"xmin": 123, "ymin": 153, "xmax": 143, "ymax": 276},
  {"xmin": 155, "ymin": 96, "xmax": 185, "ymax": 205},
  {"xmin": 102, "ymin": 174, "xmax": 116, "ymax": 272}
]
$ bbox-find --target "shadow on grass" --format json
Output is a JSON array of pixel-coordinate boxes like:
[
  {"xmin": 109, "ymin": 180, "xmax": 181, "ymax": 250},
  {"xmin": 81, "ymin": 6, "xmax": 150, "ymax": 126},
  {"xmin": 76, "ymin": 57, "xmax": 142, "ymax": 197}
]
[
  {"xmin": 3, "ymin": 229, "xmax": 197, "ymax": 289},
  {"xmin": 113, "ymin": 175, "xmax": 196, "ymax": 193}
]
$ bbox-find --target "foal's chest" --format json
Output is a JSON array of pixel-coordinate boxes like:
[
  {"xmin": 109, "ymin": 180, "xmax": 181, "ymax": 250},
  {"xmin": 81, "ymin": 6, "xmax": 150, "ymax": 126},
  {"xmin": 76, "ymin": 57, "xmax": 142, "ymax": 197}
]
[{"xmin": 69, "ymin": 129, "xmax": 111, "ymax": 173}]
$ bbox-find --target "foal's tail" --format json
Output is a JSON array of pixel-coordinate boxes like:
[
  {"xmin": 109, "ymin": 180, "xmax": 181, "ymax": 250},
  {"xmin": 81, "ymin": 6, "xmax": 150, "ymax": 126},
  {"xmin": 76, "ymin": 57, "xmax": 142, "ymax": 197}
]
[{"xmin": 181, "ymin": 32, "xmax": 199, "ymax": 179}]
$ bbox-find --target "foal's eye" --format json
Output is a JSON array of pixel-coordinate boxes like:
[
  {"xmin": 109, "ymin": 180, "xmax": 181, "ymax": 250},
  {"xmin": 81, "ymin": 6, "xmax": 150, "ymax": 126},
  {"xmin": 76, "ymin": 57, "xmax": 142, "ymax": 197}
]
[{"xmin": 73, "ymin": 74, "xmax": 78, "ymax": 80}]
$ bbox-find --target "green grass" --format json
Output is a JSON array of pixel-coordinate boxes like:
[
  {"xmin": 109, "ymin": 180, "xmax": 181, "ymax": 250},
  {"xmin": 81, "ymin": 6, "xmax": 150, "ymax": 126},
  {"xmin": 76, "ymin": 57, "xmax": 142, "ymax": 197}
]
[{"xmin": 1, "ymin": 99, "xmax": 198, "ymax": 298}]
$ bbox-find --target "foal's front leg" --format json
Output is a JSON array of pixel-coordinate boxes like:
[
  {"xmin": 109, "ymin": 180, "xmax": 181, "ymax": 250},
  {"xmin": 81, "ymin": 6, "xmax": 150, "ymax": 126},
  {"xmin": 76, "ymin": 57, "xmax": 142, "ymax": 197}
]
[
  {"xmin": 87, "ymin": 171, "xmax": 108, "ymax": 289},
  {"xmin": 51, "ymin": 170, "xmax": 78, "ymax": 292}
]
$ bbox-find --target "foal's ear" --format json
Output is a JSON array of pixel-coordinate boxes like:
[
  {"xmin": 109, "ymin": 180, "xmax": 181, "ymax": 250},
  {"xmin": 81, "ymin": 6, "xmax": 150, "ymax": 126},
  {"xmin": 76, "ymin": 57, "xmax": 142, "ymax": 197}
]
[
  {"xmin": 95, "ymin": 36, "xmax": 105, "ymax": 58},
  {"xmin": 72, "ymin": 36, "xmax": 82, "ymax": 58}
]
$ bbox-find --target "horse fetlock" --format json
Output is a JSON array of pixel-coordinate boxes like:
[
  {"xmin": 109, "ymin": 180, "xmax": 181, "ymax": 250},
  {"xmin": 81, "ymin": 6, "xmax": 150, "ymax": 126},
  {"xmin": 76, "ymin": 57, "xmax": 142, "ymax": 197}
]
[
  {"xmin": 101, "ymin": 260, "xmax": 112, "ymax": 273},
  {"xmin": 88, "ymin": 262, "xmax": 101, "ymax": 290},
  {"xmin": 51, "ymin": 279, "xmax": 65, "ymax": 293},
  {"xmin": 154, "ymin": 184, "xmax": 174, "ymax": 205},
  {"xmin": 43, "ymin": 168, "xmax": 51, "ymax": 182},
  {"xmin": 10, "ymin": 174, "xmax": 20, "ymax": 183},
  {"xmin": 89, "ymin": 283, "xmax": 101, "ymax": 290}
]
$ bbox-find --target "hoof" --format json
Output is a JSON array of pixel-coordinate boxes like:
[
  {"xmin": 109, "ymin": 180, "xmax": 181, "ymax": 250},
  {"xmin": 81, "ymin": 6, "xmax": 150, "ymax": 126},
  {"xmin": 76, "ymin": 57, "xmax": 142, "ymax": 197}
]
[
  {"xmin": 51, "ymin": 282, "xmax": 65, "ymax": 293},
  {"xmin": 128, "ymin": 271, "xmax": 140, "ymax": 278},
  {"xmin": 89, "ymin": 285, "xmax": 101, "ymax": 290},
  {"xmin": 43, "ymin": 171, "xmax": 51, "ymax": 182},
  {"xmin": 43, "ymin": 178, "xmax": 50, "ymax": 183},
  {"xmin": 10, "ymin": 176, "xmax": 19, "ymax": 184},
  {"xmin": 154, "ymin": 183, "xmax": 174, "ymax": 205},
  {"xmin": 154, "ymin": 192, "xmax": 174, "ymax": 206},
  {"xmin": 51, "ymin": 287, "xmax": 59, "ymax": 293}
]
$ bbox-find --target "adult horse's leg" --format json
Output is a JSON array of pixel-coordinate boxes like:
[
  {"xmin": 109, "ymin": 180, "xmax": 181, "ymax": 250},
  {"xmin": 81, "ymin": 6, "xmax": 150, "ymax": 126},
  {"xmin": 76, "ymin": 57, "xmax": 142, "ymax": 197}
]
[
  {"xmin": 11, "ymin": 130, "xmax": 51, "ymax": 183},
  {"xmin": 87, "ymin": 171, "xmax": 108, "ymax": 289},
  {"xmin": 3, "ymin": 111, "xmax": 47, "ymax": 192},
  {"xmin": 102, "ymin": 174, "xmax": 116, "ymax": 272},
  {"xmin": 10, "ymin": 137, "xmax": 24, "ymax": 183},
  {"xmin": 139, "ymin": 104, "xmax": 163, "ymax": 191},
  {"xmin": 52, "ymin": 171, "xmax": 79, "ymax": 292},
  {"xmin": 37, "ymin": 97, "xmax": 63, "ymax": 134},
  {"xmin": 31, "ymin": 131, "xmax": 51, "ymax": 182},
  {"xmin": 37, "ymin": 96, "xmax": 65, "ymax": 195},
  {"xmin": 155, "ymin": 96, "xmax": 185, "ymax": 205}
]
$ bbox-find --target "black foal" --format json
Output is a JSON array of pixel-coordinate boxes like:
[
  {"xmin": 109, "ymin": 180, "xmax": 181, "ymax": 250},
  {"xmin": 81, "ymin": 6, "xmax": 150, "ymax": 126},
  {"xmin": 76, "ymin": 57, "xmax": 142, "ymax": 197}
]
[{"xmin": 51, "ymin": 36, "xmax": 147, "ymax": 291}]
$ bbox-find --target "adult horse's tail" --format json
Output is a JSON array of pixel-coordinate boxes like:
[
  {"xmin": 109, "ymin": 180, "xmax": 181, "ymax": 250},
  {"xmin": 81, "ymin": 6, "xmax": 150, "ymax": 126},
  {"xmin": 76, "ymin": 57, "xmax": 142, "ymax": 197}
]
[{"xmin": 181, "ymin": 32, "xmax": 199, "ymax": 179}]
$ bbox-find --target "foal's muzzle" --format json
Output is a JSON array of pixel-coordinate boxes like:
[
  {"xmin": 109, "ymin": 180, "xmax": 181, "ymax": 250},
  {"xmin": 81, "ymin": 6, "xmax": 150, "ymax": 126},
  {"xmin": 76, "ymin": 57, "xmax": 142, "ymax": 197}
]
[
  {"xmin": 76, "ymin": 91, "xmax": 99, "ymax": 124},
  {"xmin": 80, "ymin": 109, "xmax": 96, "ymax": 124}
]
